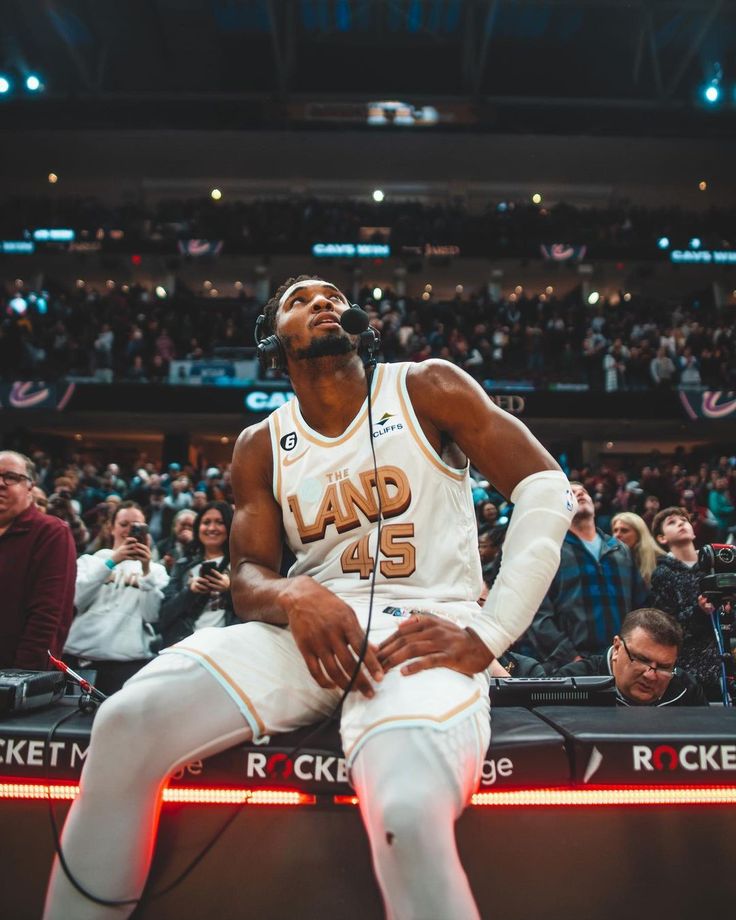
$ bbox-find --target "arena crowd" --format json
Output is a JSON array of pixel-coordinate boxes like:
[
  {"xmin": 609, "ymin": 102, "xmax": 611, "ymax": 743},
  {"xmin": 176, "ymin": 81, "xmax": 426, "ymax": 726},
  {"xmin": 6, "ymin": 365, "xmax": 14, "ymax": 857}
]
[
  {"xmin": 2, "ymin": 278, "xmax": 734, "ymax": 391},
  {"xmin": 2, "ymin": 441, "xmax": 733, "ymax": 701},
  {"xmin": 4, "ymin": 195, "xmax": 736, "ymax": 257}
]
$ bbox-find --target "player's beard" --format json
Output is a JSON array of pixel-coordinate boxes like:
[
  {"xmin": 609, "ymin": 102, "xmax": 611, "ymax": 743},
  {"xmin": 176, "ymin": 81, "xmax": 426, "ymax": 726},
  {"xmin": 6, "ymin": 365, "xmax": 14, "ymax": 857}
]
[{"xmin": 285, "ymin": 331, "xmax": 355, "ymax": 362}]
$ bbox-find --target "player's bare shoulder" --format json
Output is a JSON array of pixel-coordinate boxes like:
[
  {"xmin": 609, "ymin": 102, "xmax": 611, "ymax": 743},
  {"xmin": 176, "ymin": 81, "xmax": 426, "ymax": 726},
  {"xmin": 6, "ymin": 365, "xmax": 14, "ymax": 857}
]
[
  {"xmin": 231, "ymin": 419, "xmax": 273, "ymax": 500},
  {"xmin": 407, "ymin": 357, "xmax": 471, "ymax": 393},
  {"xmin": 406, "ymin": 359, "xmax": 490, "ymax": 429}
]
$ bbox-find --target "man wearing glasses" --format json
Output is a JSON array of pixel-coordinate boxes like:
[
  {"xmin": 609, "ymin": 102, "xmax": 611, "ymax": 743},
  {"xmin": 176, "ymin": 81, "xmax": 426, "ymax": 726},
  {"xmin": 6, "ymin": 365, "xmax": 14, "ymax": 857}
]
[
  {"xmin": 0, "ymin": 450, "xmax": 76, "ymax": 670},
  {"xmin": 556, "ymin": 607, "xmax": 708, "ymax": 706}
]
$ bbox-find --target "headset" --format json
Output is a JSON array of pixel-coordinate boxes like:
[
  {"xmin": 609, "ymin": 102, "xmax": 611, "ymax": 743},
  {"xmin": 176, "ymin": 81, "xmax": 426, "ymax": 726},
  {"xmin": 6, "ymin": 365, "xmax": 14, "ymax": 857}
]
[{"xmin": 254, "ymin": 305, "xmax": 381, "ymax": 372}]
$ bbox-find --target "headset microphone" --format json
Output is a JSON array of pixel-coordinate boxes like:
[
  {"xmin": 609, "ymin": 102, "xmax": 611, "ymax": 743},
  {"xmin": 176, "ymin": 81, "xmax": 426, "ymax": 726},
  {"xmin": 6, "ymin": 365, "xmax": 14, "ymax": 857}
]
[
  {"xmin": 341, "ymin": 306, "xmax": 380, "ymax": 367},
  {"xmin": 341, "ymin": 306, "xmax": 370, "ymax": 334}
]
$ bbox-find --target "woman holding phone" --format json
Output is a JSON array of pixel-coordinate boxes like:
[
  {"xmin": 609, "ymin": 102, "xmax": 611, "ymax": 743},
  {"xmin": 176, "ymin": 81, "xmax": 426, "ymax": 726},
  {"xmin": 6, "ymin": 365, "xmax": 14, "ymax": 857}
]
[
  {"xmin": 158, "ymin": 500, "xmax": 236, "ymax": 648},
  {"xmin": 64, "ymin": 500, "xmax": 170, "ymax": 694}
]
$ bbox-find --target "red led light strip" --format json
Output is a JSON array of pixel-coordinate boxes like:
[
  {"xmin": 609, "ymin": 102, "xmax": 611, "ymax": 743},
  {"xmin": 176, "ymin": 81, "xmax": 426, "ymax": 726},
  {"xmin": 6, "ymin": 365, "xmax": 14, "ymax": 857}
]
[
  {"xmin": 1, "ymin": 780, "xmax": 735, "ymax": 808},
  {"xmin": 470, "ymin": 786, "xmax": 736, "ymax": 807},
  {"xmin": 0, "ymin": 780, "xmax": 314, "ymax": 806}
]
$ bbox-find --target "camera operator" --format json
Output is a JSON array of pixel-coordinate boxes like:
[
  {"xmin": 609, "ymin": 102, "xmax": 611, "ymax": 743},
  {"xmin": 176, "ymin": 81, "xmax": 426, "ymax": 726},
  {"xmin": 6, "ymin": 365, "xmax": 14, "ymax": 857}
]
[
  {"xmin": 555, "ymin": 607, "xmax": 708, "ymax": 706},
  {"xmin": 63, "ymin": 500, "xmax": 169, "ymax": 695},
  {"xmin": 649, "ymin": 506, "xmax": 733, "ymax": 702}
]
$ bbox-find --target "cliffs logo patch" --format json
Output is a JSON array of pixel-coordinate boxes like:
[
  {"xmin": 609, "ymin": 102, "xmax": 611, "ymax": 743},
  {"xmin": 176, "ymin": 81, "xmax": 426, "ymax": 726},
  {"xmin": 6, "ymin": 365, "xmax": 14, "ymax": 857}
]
[
  {"xmin": 372, "ymin": 411, "xmax": 404, "ymax": 439},
  {"xmin": 280, "ymin": 432, "xmax": 298, "ymax": 451}
]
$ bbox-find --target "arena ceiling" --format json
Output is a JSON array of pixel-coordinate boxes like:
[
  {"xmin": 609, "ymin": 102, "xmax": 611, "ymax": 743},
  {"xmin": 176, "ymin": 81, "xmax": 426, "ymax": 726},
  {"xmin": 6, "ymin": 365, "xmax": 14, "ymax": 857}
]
[{"xmin": 2, "ymin": 0, "xmax": 736, "ymax": 135}]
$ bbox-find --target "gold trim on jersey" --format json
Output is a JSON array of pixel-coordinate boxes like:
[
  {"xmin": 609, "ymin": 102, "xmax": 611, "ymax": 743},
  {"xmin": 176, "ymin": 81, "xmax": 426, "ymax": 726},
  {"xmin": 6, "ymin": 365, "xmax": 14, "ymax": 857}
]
[
  {"xmin": 271, "ymin": 411, "xmax": 283, "ymax": 503},
  {"xmin": 288, "ymin": 363, "xmax": 387, "ymax": 447},
  {"xmin": 344, "ymin": 688, "xmax": 483, "ymax": 761},
  {"xmin": 173, "ymin": 645, "xmax": 267, "ymax": 736},
  {"xmin": 396, "ymin": 371, "xmax": 466, "ymax": 482}
]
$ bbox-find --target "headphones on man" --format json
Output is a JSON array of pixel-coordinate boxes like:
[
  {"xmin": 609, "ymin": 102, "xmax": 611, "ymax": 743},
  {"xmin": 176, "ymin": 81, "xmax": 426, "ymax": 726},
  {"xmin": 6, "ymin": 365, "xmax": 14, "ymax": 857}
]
[{"xmin": 254, "ymin": 306, "xmax": 381, "ymax": 373}]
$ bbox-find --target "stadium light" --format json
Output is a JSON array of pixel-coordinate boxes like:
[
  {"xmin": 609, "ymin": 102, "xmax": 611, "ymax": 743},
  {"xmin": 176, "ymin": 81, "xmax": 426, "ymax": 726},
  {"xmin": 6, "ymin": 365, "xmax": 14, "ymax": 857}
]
[
  {"xmin": 372, "ymin": 287, "xmax": 382, "ymax": 300},
  {"xmin": 25, "ymin": 74, "xmax": 43, "ymax": 92},
  {"xmin": 657, "ymin": 236, "xmax": 670, "ymax": 250},
  {"xmin": 372, "ymin": 189, "xmax": 385, "ymax": 203},
  {"xmin": 0, "ymin": 76, "xmax": 10, "ymax": 95},
  {"xmin": 587, "ymin": 291, "xmax": 600, "ymax": 306},
  {"xmin": 701, "ymin": 62, "xmax": 723, "ymax": 107},
  {"xmin": 532, "ymin": 193, "xmax": 542, "ymax": 205},
  {"xmin": 210, "ymin": 188, "xmax": 222, "ymax": 201}
]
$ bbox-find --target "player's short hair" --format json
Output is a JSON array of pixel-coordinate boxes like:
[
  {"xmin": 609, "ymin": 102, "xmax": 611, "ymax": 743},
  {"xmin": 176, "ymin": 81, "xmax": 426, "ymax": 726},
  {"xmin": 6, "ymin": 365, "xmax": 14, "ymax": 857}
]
[
  {"xmin": 261, "ymin": 274, "xmax": 326, "ymax": 338},
  {"xmin": 620, "ymin": 607, "xmax": 683, "ymax": 651},
  {"xmin": 651, "ymin": 506, "xmax": 690, "ymax": 542}
]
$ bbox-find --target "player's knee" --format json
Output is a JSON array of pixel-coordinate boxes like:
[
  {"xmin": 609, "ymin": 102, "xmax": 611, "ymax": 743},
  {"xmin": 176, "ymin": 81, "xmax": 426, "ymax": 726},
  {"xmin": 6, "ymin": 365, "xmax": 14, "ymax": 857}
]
[
  {"xmin": 89, "ymin": 686, "xmax": 161, "ymax": 762},
  {"xmin": 369, "ymin": 777, "xmax": 438, "ymax": 846}
]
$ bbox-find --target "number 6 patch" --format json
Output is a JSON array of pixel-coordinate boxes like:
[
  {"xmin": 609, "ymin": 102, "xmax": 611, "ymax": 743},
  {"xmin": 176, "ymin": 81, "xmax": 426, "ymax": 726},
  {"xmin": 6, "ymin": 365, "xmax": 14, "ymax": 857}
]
[{"xmin": 280, "ymin": 432, "xmax": 298, "ymax": 451}]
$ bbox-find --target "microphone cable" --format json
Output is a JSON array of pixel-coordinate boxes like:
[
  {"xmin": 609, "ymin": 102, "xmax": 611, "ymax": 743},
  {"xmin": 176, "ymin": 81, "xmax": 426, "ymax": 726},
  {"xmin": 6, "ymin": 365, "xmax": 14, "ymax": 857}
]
[{"xmin": 279, "ymin": 305, "xmax": 383, "ymax": 760}]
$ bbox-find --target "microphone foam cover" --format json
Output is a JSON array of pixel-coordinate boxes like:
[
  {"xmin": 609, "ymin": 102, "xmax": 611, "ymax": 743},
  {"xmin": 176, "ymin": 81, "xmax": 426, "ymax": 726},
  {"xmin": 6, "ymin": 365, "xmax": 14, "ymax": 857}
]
[{"xmin": 341, "ymin": 306, "xmax": 370, "ymax": 335}]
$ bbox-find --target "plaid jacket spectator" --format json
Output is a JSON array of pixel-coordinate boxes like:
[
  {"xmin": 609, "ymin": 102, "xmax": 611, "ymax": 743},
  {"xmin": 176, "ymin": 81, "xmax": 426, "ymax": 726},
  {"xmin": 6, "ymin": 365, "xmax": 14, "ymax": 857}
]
[{"xmin": 520, "ymin": 529, "xmax": 647, "ymax": 673}]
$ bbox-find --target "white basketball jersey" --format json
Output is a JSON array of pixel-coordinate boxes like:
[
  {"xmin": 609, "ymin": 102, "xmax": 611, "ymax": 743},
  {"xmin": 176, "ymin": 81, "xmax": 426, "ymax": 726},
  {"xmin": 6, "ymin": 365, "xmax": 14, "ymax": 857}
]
[{"xmin": 268, "ymin": 362, "xmax": 482, "ymax": 606}]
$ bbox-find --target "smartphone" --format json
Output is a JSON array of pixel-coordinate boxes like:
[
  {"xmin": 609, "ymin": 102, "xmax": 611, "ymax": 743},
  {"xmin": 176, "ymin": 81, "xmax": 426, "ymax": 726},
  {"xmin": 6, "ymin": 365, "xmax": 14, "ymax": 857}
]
[
  {"xmin": 129, "ymin": 522, "xmax": 149, "ymax": 544},
  {"xmin": 199, "ymin": 561, "xmax": 218, "ymax": 577}
]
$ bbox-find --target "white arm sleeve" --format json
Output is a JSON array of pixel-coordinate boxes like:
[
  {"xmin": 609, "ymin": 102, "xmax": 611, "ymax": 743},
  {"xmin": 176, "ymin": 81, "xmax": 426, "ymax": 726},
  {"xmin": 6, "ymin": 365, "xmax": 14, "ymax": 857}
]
[{"xmin": 469, "ymin": 469, "xmax": 575, "ymax": 658}]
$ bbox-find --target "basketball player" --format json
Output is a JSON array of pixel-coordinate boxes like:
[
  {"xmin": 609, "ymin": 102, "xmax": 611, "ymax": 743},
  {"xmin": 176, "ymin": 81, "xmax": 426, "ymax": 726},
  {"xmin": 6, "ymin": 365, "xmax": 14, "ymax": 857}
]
[{"xmin": 45, "ymin": 276, "xmax": 574, "ymax": 919}]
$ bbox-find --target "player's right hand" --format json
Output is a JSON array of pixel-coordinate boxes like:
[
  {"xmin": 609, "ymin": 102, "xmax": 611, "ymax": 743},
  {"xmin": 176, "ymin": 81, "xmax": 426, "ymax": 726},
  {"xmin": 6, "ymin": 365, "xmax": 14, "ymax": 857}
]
[{"xmin": 284, "ymin": 576, "xmax": 383, "ymax": 698}]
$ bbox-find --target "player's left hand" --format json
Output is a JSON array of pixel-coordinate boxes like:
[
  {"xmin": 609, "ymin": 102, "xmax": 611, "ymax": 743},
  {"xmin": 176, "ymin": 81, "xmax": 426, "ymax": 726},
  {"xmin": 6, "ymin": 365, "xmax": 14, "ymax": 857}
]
[{"xmin": 377, "ymin": 613, "xmax": 494, "ymax": 677}]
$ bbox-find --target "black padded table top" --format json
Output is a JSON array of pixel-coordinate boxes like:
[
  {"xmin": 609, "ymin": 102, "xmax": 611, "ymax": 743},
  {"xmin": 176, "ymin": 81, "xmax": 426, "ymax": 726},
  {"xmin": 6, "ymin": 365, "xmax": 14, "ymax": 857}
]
[
  {"xmin": 0, "ymin": 700, "xmax": 570, "ymax": 792},
  {"xmin": 537, "ymin": 706, "xmax": 736, "ymax": 784}
]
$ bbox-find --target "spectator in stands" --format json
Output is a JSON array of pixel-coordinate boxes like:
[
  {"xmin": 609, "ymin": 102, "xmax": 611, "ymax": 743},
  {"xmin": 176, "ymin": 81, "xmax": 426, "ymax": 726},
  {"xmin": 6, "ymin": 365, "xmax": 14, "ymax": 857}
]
[
  {"xmin": 556, "ymin": 608, "xmax": 707, "ymax": 706},
  {"xmin": 0, "ymin": 450, "xmax": 76, "ymax": 670},
  {"xmin": 678, "ymin": 348, "xmax": 702, "ymax": 388},
  {"xmin": 649, "ymin": 506, "xmax": 733, "ymax": 702},
  {"xmin": 64, "ymin": 500, "xmax": 169, "ymax": 695},
  {"xmin": 46, "ymin": 490, "xmax": 89, "ymax": 555},
  {"xmin": 603, "ymin": 339, "xmax": 629, "ymax": 392},
  {"xmin": 650, "ymin": 346, "xmax": 677, "ymax": 388},
  {"xmin": 158, "ymin": 501, "xmax": 235, "ymax": 648},
  {"xmin": 144, "ymin": 486, "xmax": 175, "ymax": 544},
  {"xmin": 680, "ymin": 487, "xmax": 719, "ymax": 544},
  {"xmin": 32, "ymin": 485, "xmax": 49, "ymax": 511},
  {"xmin": 521, "ymin": 481, "xmax": 647, "ymax": 672},
  {"xmin": 156, "ymin": 508, "xmax": 196, "ymax": 573},
  {"xmin": 708, "ymin": 475, "xmax": 735, "ymax": 541},
  {"xmin": 476, "ymin": 499, "xmax": 499, "ymax": 529},
  {"xmin": 611, "ymin": 512, "xmax": 664, "ymax": 586},
  {"xmin": 192, "ymin": 490, "xmax": 208, "ymax": 513},
  {"xmin": 83, "ymin": 502, "xmax": 114, "ymax": 554},
  {"xmin": 642, "ymin": 494, "xmax": 661, "ymax": 530},
  {"xmin": 164, "ymin": 475, "xmax": 194, "ymax": 511}
]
